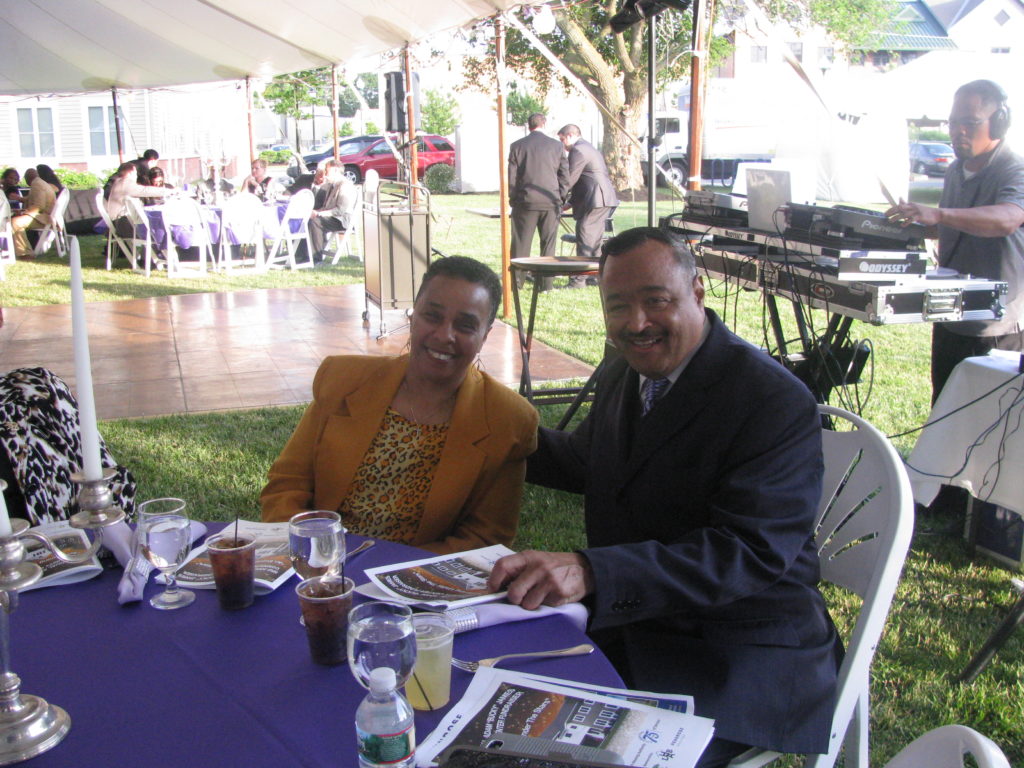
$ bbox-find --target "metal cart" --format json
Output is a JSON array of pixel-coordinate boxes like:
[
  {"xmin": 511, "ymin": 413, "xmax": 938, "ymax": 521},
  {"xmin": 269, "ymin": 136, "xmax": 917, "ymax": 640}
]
[{"xmin": 362, "ymin": 180, "xmax": 431, "ymax": 337}]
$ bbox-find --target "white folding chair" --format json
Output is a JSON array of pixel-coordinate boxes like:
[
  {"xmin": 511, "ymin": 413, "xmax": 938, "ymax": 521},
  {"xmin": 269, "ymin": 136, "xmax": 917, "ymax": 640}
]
[
  {"xmin": 159, "ymin": 197, "xmax": 213, "ymax": 278},
  {"xmin": 218, "ymin": 192, "xmax": 265, "ymax": 272},
  {"xmin": 330, "ymin": 184, "xmax": 364, "ymax": 264},
  {"xmin": 33, "ymin": 187, "xmax": 70, "ymax": 257},
  {"xmin": 729, "ymin": 404, "xmax": 914, "ymax": 768},
  {"xmin": 95, "ymin": 189, "xmax": 135, "ymax": 270},
  {"xmin": 0, "ymin": 195, "xmax": 16, "ymax": 271},
  {"xmin": 265, "ymin": 188, "xmax": 314, "ymax": 270},
  {"xmin": 124, "ymin": 197, "xmax": 158, "ymax": 276},
  {"xmin": 884, "ymin": 725, "xmax": 1011, "ymax": 768}
]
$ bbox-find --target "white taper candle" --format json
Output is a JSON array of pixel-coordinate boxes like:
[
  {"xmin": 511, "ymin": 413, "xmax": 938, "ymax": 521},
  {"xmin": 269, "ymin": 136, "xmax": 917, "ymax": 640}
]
[{"xmin": 69, "ymin": 237, "xmax": 103, "ymax": 481}]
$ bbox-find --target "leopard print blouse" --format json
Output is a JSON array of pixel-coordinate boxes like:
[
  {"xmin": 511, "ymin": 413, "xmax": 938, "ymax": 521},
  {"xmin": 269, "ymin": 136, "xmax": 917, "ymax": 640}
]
[{"xmin": 338, "ymin": 408, "xmax": 448, "ymax": 544}]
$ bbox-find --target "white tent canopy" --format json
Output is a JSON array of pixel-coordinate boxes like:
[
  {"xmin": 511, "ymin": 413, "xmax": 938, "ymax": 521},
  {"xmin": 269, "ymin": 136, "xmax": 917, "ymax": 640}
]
[{"xmin": 0, "ymin": 0, "xmax": 527, "ymax": 95}]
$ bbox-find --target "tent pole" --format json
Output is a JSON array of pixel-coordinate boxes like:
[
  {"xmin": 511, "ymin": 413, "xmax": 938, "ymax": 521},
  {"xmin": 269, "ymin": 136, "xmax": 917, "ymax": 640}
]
[
  {"xmin": 111, "ymin": 87, "xmax": 124, "ymax": 164},
  {"xmin": 404, "ymin": 46, "xmax": 419, "ymax": 191},
  {"xmin": 687, "ymin": 0, "xmax": 707, "ymax": 192},
  {"xmin": 331, "ymin": 65, "xmax": 340, "ymax": 161},
  {"xmin": 647, "ymin": 14, "xmax": 657, "ymax": 226},
  {"xmin": 246, "ymin": 76, "xmax": 256, "ymax": 164},
  {"xmin": 495, "ymin": 15, "xmax": 512, "ymax": 321}
]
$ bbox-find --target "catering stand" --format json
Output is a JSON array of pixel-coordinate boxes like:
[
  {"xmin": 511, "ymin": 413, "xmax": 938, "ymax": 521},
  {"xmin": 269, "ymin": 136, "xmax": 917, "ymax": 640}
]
[{"xmin": 362, "ymin": 181, "xmax": 431, "ymax": 337}]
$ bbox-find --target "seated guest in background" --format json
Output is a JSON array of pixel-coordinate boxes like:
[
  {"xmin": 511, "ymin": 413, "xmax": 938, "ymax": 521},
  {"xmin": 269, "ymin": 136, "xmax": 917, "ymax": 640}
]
[
  {"xmin": 2, "ymin": 168, "xmax": 23, "ymax": 206},
  {"xmin": 488, "ymin": 227, "xmax": 839, "ymax": 767},
  {"xmin": 142, "ymin": 166, "xmax": 173, "ymax": 207},
  {"xmin": 306, "ymin": 159, "xmax": 356, "ymax": 264},
  {"xmin": 199, "ymin": 165, "xmax": 234, "ymax": 203},
  {"xmin": 261, "ymin": 257, "xmax": 538, "ymax": 554},
  {"xmin": 133, "ymin": 149, "xmax": 160, "ymax": 185},
  {"xmin": 106, "ymin": 161, "xmax": 171, "ymax": 240},
  {"xmin": 240, "ymin": 159, "xmax": 273, "ymax": 201},
  {"xmin": 10, "ymin": 164, "xmax": 59, "ymax": 257}
]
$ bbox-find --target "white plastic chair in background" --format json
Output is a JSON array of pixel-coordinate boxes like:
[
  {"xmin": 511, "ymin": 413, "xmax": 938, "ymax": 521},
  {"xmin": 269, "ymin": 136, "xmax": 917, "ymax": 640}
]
[
  {"xmin": 124, "ymin": 197, "xmax": 158, "ymax": 275},
  {"xmin": 218, "ymin": 192, "xmax": 265, "ymax": 272},
  {"xmin": 329, "ymin": 184, "xmax": 364, "ymax": 264},
  {"xmin": 159, "ymin": 197, "xmax": 213, "ymax": 277},
  {"xmin": 265, "ymin": 188, "xmax": 314, "ymax": 269},
  {"xmin": 0, "ymin": 196, "xmax": 16, "ymax": 275},
  {"xmin": 729, "ymin": 404, "xmax": 914, "ymax": 768},
  {"xmin": 884, "ymin": 725, "xmax": 1011, "ymax": 768},
  {"xmin": 95, "ymin": 189, "xmax": 135, "ymax": 270},
  {"xmin": 32, "ymin": 187, "xmax": 70, "ymax": 257}
]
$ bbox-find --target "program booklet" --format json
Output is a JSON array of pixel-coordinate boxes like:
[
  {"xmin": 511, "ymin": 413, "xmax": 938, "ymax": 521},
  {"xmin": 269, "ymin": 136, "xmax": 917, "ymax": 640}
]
[
  {"xmin": 166, "ymin": 521, "xmax": 294, "ymax": 595},
  {"xmin": 362, "ymin": 544, "xmax": 514, "ymax": 609},
  {"xmin": 20, "ymin": 520, "xmax": 103, "ymax": 592},
  {"xmin": 417, "ymin": 667, "xmax": 715, "ymax": 768}
]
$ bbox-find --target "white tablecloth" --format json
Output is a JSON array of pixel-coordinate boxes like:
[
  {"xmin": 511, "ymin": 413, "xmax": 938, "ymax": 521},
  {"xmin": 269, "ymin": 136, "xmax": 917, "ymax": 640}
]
[{"xmin": 907, "ymin": 351, "xmax": 1024, "ymax": 514}]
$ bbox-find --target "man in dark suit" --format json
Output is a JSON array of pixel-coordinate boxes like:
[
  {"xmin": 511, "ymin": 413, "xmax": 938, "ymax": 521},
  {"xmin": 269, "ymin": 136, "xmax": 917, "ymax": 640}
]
[
  {"xmin": 508, "ymin": 113, "xmax": 568, "ymax": 262},
  {"xmin": 489, "ymin": 227, "xmax": 839, "ymax": 767},
  {"xmin": 308, "ymin": 160, "xmax": 357, "ymax": 264},
  {"xmin": 558, "ymin": 124, "xmax": 618, "ymax": 287}
]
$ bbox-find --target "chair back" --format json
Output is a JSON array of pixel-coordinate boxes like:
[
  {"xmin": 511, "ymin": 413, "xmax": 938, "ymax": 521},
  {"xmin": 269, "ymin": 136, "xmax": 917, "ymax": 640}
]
[
  {"xmin": 282, "ymin": 188, "xmax": 314, "ymax": 230},
  {"xmin": 884, "ymin": 725, "xmax": 1011, "ymax": 768},
  {"xmin": 94, "ymin": 188, "xmax": 117, "ymax": 232},
  {"xmin": 0, "ymin": 195, "xmax": 15, "ymax": 266},
  {"xmin": 729, "ymin": 404, "xmax": 914, "ymax": 768},
  {"xmin": 161, "ymin": 198, "xmax": 212, "ymax": 247},
  {"xmin": 123, "ymin": 197, "xmax": 148, "ymax": 232}
]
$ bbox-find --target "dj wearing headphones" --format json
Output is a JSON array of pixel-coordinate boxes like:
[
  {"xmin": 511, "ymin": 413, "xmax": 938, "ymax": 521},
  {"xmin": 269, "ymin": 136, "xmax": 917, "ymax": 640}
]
[{"xmin": 887, "ymin": 79, "xmax": 1024, "ymax": 402}]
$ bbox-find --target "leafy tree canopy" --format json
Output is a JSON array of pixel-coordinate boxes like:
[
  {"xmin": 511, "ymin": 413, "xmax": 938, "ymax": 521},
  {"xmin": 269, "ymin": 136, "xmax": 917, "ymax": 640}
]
[{"xmin": 420, "ymin": 89, "xmax": 461, "ymax": 136}]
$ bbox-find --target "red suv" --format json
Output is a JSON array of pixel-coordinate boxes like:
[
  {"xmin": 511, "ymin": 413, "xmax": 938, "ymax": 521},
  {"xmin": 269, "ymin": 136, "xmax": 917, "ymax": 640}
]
[{"xmin": 338, "ymin": 134, "xmax": 455, "ymax": 183}]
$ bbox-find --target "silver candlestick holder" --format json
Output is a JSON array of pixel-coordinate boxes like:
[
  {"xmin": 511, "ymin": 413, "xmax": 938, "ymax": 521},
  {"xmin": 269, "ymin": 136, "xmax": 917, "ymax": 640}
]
[{"xmin": 0, "ymin": 473, "xmax": 125, "ymax": 764}]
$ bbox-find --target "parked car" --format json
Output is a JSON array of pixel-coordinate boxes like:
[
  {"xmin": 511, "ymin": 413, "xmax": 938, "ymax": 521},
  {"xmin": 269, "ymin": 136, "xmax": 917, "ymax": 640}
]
[
  {"xmin": 327, "ymin": 134, "xmax": 456, "ymax": 183},
  {"xmin": 302, "ymin": 135, "xmax": 379, "ymax": 171},
  {"xmin": 909, "ymin": 142, "xmax": 955, "ymax": 177}
]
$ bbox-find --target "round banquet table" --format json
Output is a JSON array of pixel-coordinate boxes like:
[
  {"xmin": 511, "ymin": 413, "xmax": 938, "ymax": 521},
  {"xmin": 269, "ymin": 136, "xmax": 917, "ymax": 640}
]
[{"xmin": 11, "ymin": 528, "xmax": 622, "ymax": 767}]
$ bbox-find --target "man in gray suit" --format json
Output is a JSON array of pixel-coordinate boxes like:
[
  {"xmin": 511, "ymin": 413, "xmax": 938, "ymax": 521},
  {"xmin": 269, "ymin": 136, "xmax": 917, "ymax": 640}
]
[
  {"xmin": 558, "ymin": 124, "xmax": 618, "ymax": 284},
  {"xmin": 508, "ymin": 113, "xmax": 568, "ymax": 261},
  {"xmin": 308, "ymin": 160, "xmax": 358, "ymax": 264}
]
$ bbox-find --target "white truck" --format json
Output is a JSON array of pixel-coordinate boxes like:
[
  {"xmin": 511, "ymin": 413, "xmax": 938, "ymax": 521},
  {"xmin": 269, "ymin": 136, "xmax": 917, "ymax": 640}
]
[{"xmin": 644, "ymin": 84, "xmax": 778, "ymax": 186}]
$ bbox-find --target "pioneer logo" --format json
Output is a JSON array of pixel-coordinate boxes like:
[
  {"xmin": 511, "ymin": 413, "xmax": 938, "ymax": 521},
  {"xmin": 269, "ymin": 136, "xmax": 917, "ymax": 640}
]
[
  {"xmin": 859, "ymin": 261, "xmax": 913, "ymax": 273},
  {"xmin": 860, "ymin": 218, "xmax": 901, "ymax": 235}
]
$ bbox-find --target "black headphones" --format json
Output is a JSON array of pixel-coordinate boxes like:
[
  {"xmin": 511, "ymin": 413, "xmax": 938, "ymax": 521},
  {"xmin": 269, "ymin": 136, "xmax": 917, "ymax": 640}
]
[{"xmin": 960, "ymin": 79, "xmax": 1011, "ymax": 139}]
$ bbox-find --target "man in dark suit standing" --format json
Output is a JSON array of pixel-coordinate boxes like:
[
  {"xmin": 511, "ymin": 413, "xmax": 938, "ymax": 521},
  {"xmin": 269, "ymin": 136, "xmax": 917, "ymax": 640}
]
[
  {"xmin": 308, "ymin": 160, "xmax": 357, "ymax": 264},
  {"xmin": 508, "ymin": 113, "xmax": 568, "ymax": 262},
  {"xmin": 558, "ymin": 124, "xmax": 618, "ymax": 287},
  {"xmin": 489, "ymin": 227, "xmax": 839, "ymax": 767}
]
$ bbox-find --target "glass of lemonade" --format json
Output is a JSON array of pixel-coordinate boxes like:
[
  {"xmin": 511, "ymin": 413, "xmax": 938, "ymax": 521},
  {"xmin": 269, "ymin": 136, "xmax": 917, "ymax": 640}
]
[{"xmin": 405, "ymin": 612, "xmax": 456, "ymax": 711}]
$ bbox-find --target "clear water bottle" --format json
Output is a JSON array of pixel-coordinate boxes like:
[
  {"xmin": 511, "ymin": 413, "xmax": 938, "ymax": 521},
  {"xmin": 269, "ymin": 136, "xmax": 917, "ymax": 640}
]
[{"xmin": 356, "ymin": 667, "xmax": 415, "ymax": 768}]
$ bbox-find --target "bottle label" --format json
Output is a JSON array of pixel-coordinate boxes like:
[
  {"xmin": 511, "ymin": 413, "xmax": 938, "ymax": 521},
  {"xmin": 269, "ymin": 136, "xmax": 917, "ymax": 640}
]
[{"xmin": 357, "ymin": 723, "xmax": 414, "ymax": 765}]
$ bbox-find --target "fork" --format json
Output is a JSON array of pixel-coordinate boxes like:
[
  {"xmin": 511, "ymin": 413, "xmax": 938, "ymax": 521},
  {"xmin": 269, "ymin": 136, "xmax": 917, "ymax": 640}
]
[{"xmin": 450, "ymin": 643, "xmax": 594, "ymax": 672}]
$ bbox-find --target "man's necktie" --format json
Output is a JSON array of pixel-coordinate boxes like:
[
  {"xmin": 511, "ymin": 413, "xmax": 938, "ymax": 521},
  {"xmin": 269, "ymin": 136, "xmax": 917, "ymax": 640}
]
[{"xmin": 642, "ymin": 377, "xmax": 669, "ymax": 416}]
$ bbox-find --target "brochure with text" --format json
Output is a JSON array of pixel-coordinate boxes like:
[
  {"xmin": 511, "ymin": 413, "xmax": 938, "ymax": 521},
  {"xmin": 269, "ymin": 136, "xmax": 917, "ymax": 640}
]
[
  {"xmin": 165, "ymin": 521, "xmax": 294, "ymax": 594},
  {"xmin": 417, "ymin": 667, "xmax": 715, "ymax": 768},
  {"xmin": 21, "ymin": 520, "xmax": 102, "ymax": 591},
  {"xmin": 363, "ymin": 544, "xmax": 514, "ymax": 609}
]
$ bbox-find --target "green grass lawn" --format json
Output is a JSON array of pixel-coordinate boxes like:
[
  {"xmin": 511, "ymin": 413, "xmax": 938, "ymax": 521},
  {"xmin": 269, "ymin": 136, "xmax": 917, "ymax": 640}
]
[{"xmin": 4, "ymin": 189, "xmax": 1022, "ymax": 765}]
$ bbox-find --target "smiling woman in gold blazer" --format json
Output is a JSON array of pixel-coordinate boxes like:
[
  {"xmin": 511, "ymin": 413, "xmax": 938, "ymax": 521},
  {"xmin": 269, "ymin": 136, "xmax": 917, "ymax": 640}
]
[{"xmin": 260, "ymin": 258, "xmax": 538, "ymax": 554}]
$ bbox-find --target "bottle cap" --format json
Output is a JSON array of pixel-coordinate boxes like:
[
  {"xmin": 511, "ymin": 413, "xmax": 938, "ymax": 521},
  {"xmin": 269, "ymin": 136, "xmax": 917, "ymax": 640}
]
[{"xmin": 368, "ymin": 667, "xmax": 397, "ymax": 693}]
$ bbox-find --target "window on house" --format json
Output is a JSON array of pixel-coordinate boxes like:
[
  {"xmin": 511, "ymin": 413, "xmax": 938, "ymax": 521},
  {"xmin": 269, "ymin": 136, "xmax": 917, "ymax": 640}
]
[
  {"xmin": 88, "ymin": 106, "xmax": 124, "ymax": 156},
  {"xmin": 995, "ymin": 9, "xmax": 1010, "ymax": 24},
  {"xmin": 750, "ymin": 45, "xmax": 768, "ymax": 64},
  {"xmin": 787, "ymin": 42, "xmax": 803, "ymax": 62},
  {"xmin": 819, "ymin": 47, "xmax": 835, "ymax": 66},
  {"xmin": 17, "ymin": 107, "xmax": 55, "ymax": 158}
]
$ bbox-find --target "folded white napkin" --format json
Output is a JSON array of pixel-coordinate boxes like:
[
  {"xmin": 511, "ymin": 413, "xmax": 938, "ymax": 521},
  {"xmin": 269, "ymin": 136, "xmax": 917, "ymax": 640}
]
[
  {"xmin": 354, "ymin": 581, "xmax": 589, "ymax": 633},
  {"xmin": 105, "ymin": 520, "xmax": 208, "ymax": 604}
]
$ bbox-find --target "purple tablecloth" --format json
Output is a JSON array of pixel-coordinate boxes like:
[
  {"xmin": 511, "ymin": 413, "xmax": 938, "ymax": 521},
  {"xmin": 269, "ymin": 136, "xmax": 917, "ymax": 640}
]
[
  {"xmin": 12, "ymin": 528, "xmax": 621, "ymax": 767},
  {"xmin": 143, "ymin": 206, "xmax": 221, "ymax": 250}
]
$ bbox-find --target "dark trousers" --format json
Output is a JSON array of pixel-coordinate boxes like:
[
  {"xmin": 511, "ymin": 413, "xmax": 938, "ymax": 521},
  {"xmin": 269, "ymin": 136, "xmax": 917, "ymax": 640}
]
[
  {"xmin": 932, "ymin": 323, "xmax": 1024, "ymax": 403},
  {"xmin": 308, "ymin": 215, "xmax": 347, "ymax": 261},
  {"xmin": 573, "ymin": 205, "xmax": 613, "ymax": 261},
  {"xmin": 511, "ymin": 206, "xmax": 560, "ymax": 259}
]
